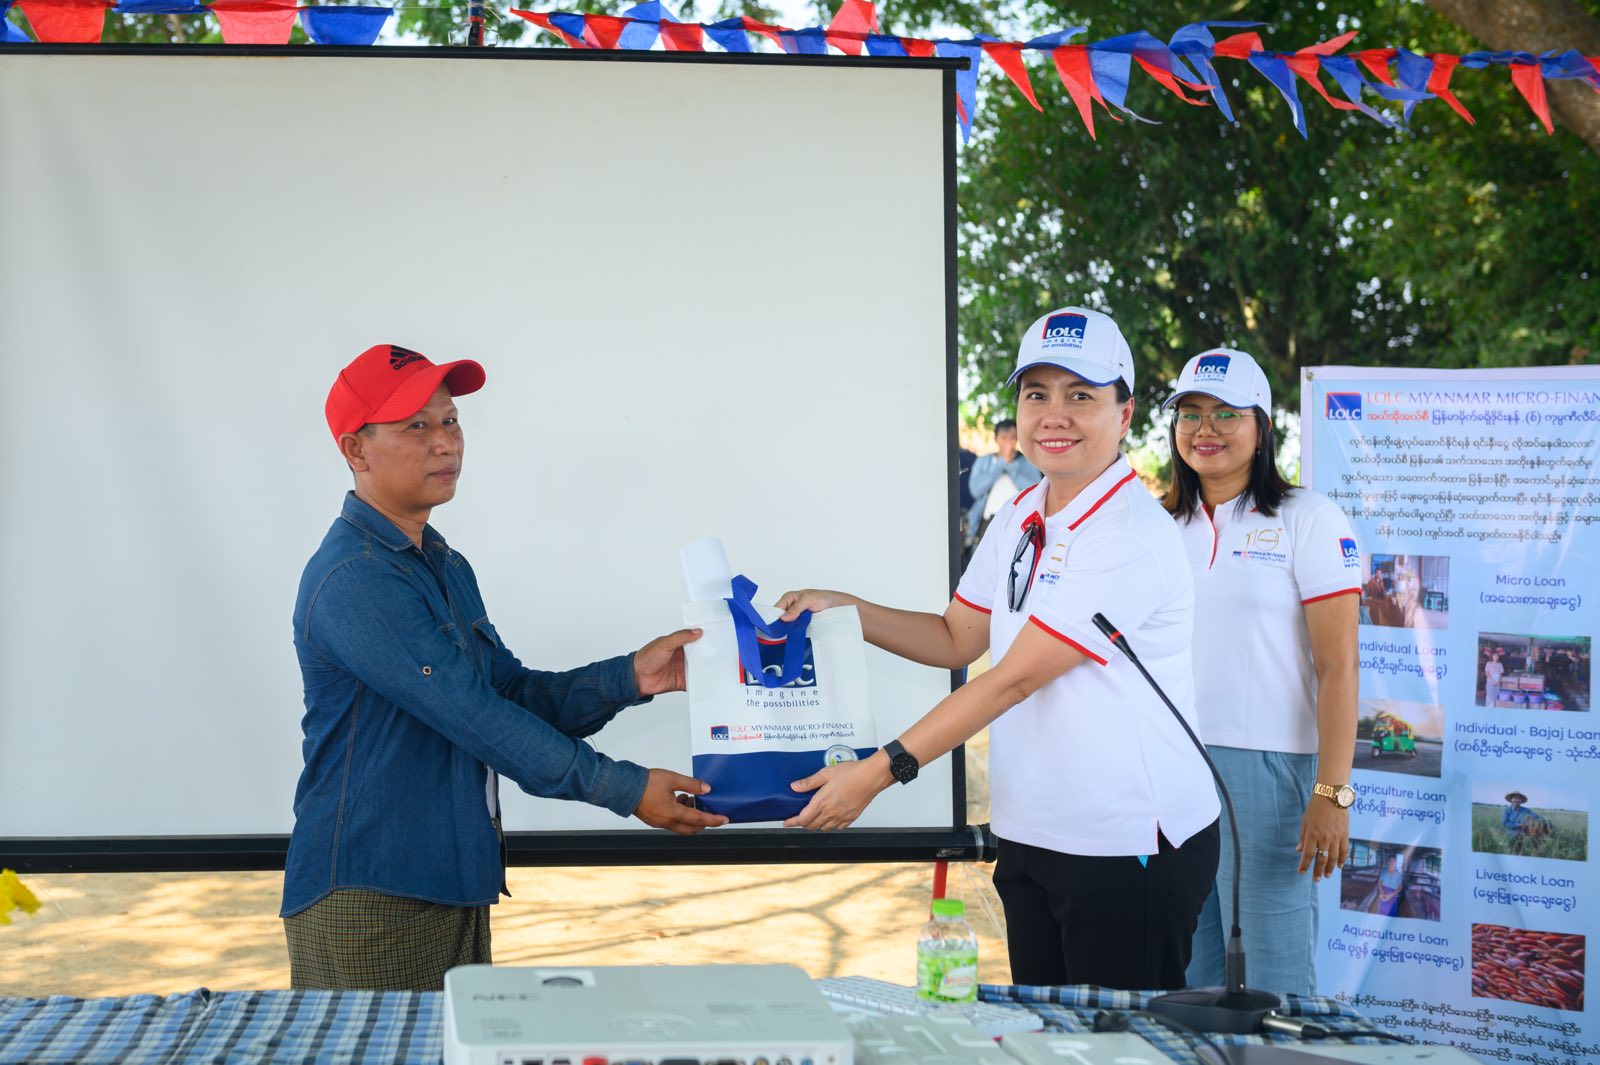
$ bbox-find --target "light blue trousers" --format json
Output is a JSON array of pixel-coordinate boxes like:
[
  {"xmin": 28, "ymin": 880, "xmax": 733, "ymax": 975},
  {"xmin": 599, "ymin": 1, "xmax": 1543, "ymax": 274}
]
[{"xmin": 1184, "ymin": 745, "xmax": 1320, "ymax": 997}]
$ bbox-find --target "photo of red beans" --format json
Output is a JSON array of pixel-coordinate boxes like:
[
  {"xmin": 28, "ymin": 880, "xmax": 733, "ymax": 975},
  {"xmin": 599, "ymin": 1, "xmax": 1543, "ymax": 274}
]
[{"xmin": 1471, "ymin": 923, "xmax": 1585, "ymax": 1012}]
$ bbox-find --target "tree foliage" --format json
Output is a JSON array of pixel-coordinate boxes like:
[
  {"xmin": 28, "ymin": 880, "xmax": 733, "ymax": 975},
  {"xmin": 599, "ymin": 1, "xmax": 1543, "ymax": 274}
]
[{"xmin": 887, "ymin": 0, "xmax": 1600, "ymax": 427}]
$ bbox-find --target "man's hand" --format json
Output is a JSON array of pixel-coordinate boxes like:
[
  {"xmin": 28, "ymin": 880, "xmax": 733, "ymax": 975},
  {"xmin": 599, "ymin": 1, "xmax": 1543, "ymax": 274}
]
[
  {"xmin": 783, "ymin": 755, "xmax": 893, "ymax": 831},
  {"xmin": 1296, "ymin": 796, "xmax": 1349, "ymax": 880},
  {"xmin": 633, "ymin": 627, "xmax": 701, "ymax": 697},
  {"xmin": 634, "ymin": 769, "xmax": 728, "ymax": 835}
]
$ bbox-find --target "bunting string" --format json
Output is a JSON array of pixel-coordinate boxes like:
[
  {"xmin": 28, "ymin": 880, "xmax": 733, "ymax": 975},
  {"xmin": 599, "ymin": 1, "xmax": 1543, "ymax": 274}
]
[{"xmin": 4, "ymin": 0, "xmax": 1598, "ymax": 140}]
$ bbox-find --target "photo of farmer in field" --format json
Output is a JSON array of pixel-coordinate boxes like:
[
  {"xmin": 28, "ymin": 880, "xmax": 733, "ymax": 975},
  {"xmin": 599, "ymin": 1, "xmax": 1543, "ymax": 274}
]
[{"xmin": 1471, "ymin": 786, "xmax": 1588, "ymax": 861}]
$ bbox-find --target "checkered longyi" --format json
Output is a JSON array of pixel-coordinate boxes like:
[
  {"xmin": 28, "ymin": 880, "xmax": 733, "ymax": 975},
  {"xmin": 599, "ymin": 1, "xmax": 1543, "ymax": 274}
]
[{"xmin": 283, "ymin": 889, "xmax": 491, "ymax": 991}]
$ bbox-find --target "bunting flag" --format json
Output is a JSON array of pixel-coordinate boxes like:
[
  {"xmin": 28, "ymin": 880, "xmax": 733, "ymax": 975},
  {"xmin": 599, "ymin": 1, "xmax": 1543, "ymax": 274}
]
[
  {"xmin": 14, "ymin": 0, "xmax": 1600, "ymax": 145},
  {"xmin": 209, "ymin": 0, "xmax": 295, "ymax": 44},
  {"xmin": 113, "ymin": 0, "xmax": 206, "ymax": 12},
  {"xmin": 15, "ymin": 0, "xmax": 108, "ymax": 42},
  {"xmin": 298, "ymin": 3, "xmax": 387, "ymax": 44}
]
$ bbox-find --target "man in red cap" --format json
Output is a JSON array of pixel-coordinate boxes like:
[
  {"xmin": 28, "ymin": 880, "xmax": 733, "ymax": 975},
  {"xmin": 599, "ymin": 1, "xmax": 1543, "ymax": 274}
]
[{"xmin": 282, "ymin": 344, "xmax": 726, "ymax": 991}]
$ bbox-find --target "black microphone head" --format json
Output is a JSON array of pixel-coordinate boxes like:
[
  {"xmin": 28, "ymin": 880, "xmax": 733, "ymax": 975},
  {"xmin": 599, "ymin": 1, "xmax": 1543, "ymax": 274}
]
[{"xmin": 1091, "ymin": 613, "xmax": 1118, "ymax": 640}]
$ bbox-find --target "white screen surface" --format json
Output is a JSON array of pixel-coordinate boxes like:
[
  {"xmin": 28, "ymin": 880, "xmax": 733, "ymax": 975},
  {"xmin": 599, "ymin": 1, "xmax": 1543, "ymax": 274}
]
[{"xmin": 0, "ymin": 50, "xmax": 959, "ymax": 851}]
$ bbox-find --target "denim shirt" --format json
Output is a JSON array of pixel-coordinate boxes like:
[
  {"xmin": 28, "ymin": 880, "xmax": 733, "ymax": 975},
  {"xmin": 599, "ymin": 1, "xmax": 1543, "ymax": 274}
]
[
  {"xmin": 281, "ymin": 492, "xmax": 651, "ymax": 917},
  {"xmin": 964, "ymin": 452, "xmax": 1043, "ymax": 541}
]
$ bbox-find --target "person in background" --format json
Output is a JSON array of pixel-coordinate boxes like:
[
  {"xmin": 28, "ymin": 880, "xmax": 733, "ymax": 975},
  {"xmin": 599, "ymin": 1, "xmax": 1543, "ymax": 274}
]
[
  {"xmin": 957, "ymin": 446, "xmax": 978, "ymax": 563},
  {"xmin": 1163, "ymin": 348, "xmax": 1360, "ymax": 998},
  {"xmin": 775, "ymin": 307, "xmax": 1220, "ymax": 991},
  {"xmin": 282, "ymin": 343, "xmax": 725, "ymax": 992},
  {"xmin": 965, "ymin": 418, "xmax": 1042, "ymax": 553}
]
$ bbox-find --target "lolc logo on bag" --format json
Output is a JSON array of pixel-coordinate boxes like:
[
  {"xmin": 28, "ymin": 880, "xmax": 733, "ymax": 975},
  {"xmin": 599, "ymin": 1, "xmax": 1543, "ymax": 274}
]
[{"xmin": 739, "ymin": 635, "xmax": 818, "ymax": 689}]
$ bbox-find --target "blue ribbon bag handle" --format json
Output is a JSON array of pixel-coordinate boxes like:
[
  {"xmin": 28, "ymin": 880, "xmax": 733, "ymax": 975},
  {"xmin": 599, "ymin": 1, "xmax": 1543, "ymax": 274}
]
[{"xmin": 724, "ymin": 575, "xmax": 812, "ymax": 688}]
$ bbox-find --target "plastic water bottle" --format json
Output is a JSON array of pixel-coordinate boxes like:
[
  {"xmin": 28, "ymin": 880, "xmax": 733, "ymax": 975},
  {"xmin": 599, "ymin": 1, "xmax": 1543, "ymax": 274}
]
[{"xmin": 916, "ymin": 897, "xmax": 979, "ymax": 1002}]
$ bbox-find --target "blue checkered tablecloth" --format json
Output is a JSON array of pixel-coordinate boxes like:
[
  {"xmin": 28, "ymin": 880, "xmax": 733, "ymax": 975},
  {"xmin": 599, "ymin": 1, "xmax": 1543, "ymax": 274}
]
[
  {"xmin": 0, "ymin": 989, "xmax": 444, "ymax": 1064},
  {"xmin": 980, "ymin": 983, "xmax": 1396, "ymax": 1064},
  {"xmin": 0, "ymin": 983, "xmax": 1397, "ymax": 1065}
]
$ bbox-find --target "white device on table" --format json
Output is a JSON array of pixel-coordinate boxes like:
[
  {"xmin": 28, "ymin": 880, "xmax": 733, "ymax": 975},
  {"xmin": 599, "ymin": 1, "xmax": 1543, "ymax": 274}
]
[
  {"xmin": 443, "ymin": 964, "xmax": 853, "ymax": 1065},
  {"xmin": 848, "ymin": 1014, "xmax": 1016, "ymax": 1065},
  {"xmin": 847, "ymin": 1014, "xmax": 1163, "ymax": 1065},
  {"xmin": 814, "ymin": 976, "xmax": 1043, "ymax": 1036},
  {"xmin": 998, "ymin": 1030, "xmax": 1167, "ymax": 1065}
]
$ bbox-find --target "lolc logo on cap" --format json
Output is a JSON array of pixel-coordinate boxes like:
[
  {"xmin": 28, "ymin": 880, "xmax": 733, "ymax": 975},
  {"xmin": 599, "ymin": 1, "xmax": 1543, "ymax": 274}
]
[
  {"xmin": 1194, "ymin": 354, "xmax": 1230, "ymax": 382},
  {"xmin": 1040, "ymin": 312, "xmax": 1087, "ymax": 349},
  {"xmin": 388, "ymin": 345, "xmax": 425, "ymax": 371},
  {"xmin": 1326, "ymin": 392, "xmax": 1362, "ymax": 420}
]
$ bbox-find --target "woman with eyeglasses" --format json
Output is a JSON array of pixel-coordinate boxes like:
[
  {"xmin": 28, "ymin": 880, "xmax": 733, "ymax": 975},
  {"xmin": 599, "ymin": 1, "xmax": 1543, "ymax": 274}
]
[
  {"xmin": 1163, "ymin": 348, "xmax": 1360, "ymax": 998},
  {"xmin": 773, "ymin": 307, "xmax": 1220, "ymax": 991}
]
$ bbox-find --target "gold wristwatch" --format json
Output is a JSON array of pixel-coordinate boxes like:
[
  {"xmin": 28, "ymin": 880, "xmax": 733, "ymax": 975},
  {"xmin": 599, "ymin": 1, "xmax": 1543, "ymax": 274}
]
[{"xmin": 1313, "ymin": 782, "xmax": 1357, "ymax": 808}]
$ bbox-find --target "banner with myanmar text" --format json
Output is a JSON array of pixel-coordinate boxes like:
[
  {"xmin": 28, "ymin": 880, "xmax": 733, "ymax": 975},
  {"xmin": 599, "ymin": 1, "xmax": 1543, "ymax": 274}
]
[{"xmin": 1304, "ymin": 366, "xmax": 1600, "ymax": 1062}]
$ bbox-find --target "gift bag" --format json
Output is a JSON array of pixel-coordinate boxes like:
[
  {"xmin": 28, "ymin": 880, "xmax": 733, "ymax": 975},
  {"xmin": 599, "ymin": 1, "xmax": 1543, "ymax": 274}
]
[{"xmin": 683, "ymin": 574, "xmax": 877, "ymax": 823}]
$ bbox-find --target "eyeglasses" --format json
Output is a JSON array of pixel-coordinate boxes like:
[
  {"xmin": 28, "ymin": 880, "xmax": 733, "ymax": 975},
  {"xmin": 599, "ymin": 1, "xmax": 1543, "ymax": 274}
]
[
  {"xmin": 1174, "ymin": 408, "xmax": 1247, "ymax": 435},
  {"xmin": 1009, "ymin": 512, "xmax": 1045, "ymax": 613}
]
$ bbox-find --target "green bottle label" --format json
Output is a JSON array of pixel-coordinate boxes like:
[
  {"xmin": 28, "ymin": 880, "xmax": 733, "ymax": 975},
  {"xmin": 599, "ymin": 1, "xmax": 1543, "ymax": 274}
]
[{"xmin": 916, "ymin": 947, "xmax": 978, "ymax": 1002}]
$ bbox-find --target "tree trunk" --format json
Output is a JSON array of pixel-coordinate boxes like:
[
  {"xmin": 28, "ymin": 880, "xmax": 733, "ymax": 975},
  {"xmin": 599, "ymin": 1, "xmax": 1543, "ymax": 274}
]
[{"xmin": 1426, "ymin": 0, "xmax": 1600, "ymax": 155}]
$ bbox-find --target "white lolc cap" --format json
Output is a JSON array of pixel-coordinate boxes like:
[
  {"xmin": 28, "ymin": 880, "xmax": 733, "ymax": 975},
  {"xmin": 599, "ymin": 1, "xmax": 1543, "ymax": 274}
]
[
  {"xmin": 1162, "ymin": 347, "xmax": 1271, "ymax": 412},
  {"xmin": 1007, "ymin": 306, "xmax": 1135, "ymax": 393}
]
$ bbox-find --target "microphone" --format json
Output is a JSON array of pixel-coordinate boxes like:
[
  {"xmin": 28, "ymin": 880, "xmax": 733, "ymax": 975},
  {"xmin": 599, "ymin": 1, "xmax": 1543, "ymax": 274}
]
[{"xmin": 1092, "ymin": 613, "xmax": 1279, "ymax": 1034}]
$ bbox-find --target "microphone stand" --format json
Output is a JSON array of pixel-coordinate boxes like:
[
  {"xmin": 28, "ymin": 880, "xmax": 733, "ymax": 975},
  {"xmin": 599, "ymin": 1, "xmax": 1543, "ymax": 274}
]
[{"xmin": 1092, "ymin": 613, "xmax": 1279, "ymax": 1035}]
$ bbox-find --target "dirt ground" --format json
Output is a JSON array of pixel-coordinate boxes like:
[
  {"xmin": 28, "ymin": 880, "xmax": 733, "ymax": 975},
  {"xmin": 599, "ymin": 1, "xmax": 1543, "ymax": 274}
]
[{"xmin": 3, "ymin": 734, "xmax": 1008, "ymax": 999}]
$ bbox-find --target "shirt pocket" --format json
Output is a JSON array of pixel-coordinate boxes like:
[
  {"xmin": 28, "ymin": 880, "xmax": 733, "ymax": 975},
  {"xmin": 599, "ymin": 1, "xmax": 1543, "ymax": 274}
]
[
  {"xmin": 470, "ymin": 618, "xmax": 500, "ymax": 678},
  {"xmin": 438, "ymin": 621, "xmax": 468, "ymax": 650}
]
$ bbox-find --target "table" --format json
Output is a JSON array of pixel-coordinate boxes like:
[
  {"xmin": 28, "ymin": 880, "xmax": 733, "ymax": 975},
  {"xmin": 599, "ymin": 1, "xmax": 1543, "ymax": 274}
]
[{"xmin": 0, "ymin": 983, "xmax": 1396, "ymax": 1065}]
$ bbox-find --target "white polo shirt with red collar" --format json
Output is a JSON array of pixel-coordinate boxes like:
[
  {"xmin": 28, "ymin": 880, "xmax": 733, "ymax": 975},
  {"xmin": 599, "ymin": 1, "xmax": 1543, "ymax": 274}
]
[
  {"xmin": 1176, "ymin": 488, "xmax": 1360, "ymax": 755},
  {"xmin": 954, "ymin": 456, "xmax": 1220, "ymax": 857}
]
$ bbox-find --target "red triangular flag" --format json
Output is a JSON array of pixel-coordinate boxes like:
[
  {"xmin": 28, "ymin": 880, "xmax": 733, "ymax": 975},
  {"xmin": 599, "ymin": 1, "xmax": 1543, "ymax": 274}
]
[
  {"xmin": 1353, "ymin": 47, "xmax": 1398, "ymax": 87},
  {"xmin": 900, "ymin": 37, "xmax": 935, "ymax": 58},
  {"xmin": 16, "ymin": 0, "xmax": 107, "ymax": 42},
  {"xmin": 584, "ymin": 14, "xmax": 626, "ymax": 49},
  {"xmin": 1427, "ymin": 53, "xmax": 1475, "ymax": 124},
  {"xmin": 209, "ymin": 0, "xmax": 296, "ymax": 44},
  {"xmin": 824, "ymin": 0, "xmax": 874, "ymax": 56},
  {"xmin": 1212, "ymin": 31, "xmax": 1263, "ymax": 61},
  {"xmin": 1300, "ymin": 30, "xmax": 1357, "ymax": 57},
  {"xmin": 1286, "ymin": 52, "xmax": 1362, "ymax": 112},
  {"xmin": 1051, "ymin": 44, "xmax": 1100, "ymax": 138},
  {"xmin": 740, "ymin": 16, "xmax": 783, "ymax": 50},
  {"xmin": 1508, "ymin": 61, "xmax": 1553, "ymax": 134},
  {"xmin": 509, "ymin": 10, "xmax": 584, "ymax": 48},
  {"xmin": 981, "ymin": 41, "xmax": 1041, "ymax": 111},
  {"xmin": 659, "ymin": 21, "xmax": 702, "ymax": 51},
  {"xmin": 1134, "ymin": 56, "xmax": 1210, "ymax": 105}
]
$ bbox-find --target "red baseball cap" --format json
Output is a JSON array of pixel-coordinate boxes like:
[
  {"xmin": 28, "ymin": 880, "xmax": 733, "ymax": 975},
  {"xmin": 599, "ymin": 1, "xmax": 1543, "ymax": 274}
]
[{"xmin": 325, "ymin": 344, "xmax": 486, "ymax": 441}]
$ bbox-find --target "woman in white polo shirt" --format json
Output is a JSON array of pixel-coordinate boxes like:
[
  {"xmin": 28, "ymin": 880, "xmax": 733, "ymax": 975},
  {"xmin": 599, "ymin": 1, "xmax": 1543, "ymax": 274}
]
[
  {"xmin": 1163, "ymin": 349, "xmax": 1360, "ymax": 997},
  {"xmin": 775, "ymin": 307, "xmax": 1221, "ymax": 990}
]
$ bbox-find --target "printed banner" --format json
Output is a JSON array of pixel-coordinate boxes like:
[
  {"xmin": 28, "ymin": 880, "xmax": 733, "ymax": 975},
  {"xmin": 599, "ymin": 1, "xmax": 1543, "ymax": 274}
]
[{"xmin": 1304, "ymin": 366, "xmax": 1600, "ymax": 1062}]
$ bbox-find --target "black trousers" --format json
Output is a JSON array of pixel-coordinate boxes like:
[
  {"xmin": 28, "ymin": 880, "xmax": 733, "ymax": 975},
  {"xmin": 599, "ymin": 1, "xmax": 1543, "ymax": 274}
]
[{"xmin": 994, "ymin": 820, "xmax": 1220, "ymax": 990}]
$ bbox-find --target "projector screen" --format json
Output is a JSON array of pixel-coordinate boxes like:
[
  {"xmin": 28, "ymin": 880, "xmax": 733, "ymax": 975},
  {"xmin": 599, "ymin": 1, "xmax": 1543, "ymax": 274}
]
[{"xmin": 0, "ymin": 47, "xmax": 974, "ymax": 871}]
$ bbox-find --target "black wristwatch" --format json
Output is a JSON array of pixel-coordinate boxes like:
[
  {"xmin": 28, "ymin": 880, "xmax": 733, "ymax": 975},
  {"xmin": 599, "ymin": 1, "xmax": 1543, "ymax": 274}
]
[{"xmin": 882, "ymin": 740, "xmax": 920, "ymax": 785}]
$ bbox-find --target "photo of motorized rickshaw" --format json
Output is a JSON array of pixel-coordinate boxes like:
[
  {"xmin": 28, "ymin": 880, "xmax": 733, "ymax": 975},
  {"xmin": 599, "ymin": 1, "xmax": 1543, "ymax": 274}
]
[{"xmin": 1369, "ymin": 713, "xmax": 1416, "ymax": 758}]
